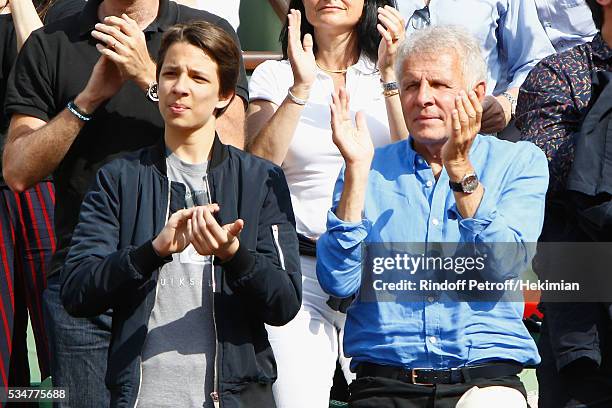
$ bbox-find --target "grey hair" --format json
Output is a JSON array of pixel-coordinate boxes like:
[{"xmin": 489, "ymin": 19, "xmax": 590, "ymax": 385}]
[{"xmin": 394, "ymin": 25, "xmax": 487, "ymax": 89}]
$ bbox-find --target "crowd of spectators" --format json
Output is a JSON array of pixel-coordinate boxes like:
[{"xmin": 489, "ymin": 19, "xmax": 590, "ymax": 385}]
[{"xmin": 0, "ymin": 0, "xmax": 610, "ymax": 407}]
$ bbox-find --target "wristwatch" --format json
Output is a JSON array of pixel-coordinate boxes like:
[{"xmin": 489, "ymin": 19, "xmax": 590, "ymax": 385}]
[
  {"xmin": 146, "ymin": 82, "xmax": 159, "ymax": 102},
  {"xmin": 449, "ymin": 172, "xmax": 479, "ymax": 194}
]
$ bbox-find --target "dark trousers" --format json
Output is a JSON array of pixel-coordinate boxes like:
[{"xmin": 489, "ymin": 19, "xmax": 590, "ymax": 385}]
[
  {"xmin": 537, "ymin": 312, "xmax": 612, "ymax": 408},
  {"xmin": 43, "ymin": 278, "xmax": 112, "ymax": 408},
  {"xmin": 348, "ymin": 373, "xmax": 527, "ymax": 408},
  {"xmin": 0, "ymin": 182, "xmax": 54, "ymax": 394}
]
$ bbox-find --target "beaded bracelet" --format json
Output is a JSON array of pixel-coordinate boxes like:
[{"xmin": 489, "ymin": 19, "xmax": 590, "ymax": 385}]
[
  {"xmin": 287, "ymin": 88, "xmax": 307, "ymax": 106},
  {"xmin": 66, "ymin": 101, "xmax": 93, "ymax": 121}
]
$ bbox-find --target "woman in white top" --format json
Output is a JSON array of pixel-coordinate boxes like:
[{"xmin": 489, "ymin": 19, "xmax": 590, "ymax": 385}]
[{"xmin": 247, "ymin": 1, "xmax": 407, "ymax": 407}]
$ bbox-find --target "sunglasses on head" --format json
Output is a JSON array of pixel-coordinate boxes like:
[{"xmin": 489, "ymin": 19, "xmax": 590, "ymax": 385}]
[{"xmin": 407, "ymin": 5, "xmax": 431, "ymax": 30}]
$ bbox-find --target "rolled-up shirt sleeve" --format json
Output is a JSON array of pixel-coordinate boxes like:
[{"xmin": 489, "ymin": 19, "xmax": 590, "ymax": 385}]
[
  {"xmin": 317, "ymin": 209, "xmax": 372, "ymax": 298},
  {"xmin": 448, "ymin": 142, "xmax": 548, "ymax": 243},
  {"xmin": 316, "ymin": 169, "xmax": 372, "ymax": 298},
  {"xmin": 447, "ymin": 186, "xmax": 499, "ymax": 241},
  {"xmin": 446, "ymin": 142, "xmax": 549, "ymax": 279}
]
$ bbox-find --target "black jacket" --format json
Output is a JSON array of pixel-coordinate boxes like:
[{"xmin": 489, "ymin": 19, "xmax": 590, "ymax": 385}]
[
  {"xmin": 536, "ymin": 71, "xmax": 612, "ymax": 371},
  {"xmin": 60, "ymin": 136, "xmax": 302, "ymax": 408},
  {"xmin": 568, "ymin": 70, "xmax": 612, "ymax": 240}
]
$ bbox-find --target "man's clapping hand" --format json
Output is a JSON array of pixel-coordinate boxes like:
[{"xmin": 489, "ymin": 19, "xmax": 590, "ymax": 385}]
[
  {"xmin": 330, "ymin": 87, "xmax": 374, "ymax": 170},
  {"xmin": 190, "ymin": 205, "xmax": 243, "ymax": 261},
  {"xmin": 92, "ymin": 13, "xmax": 157, "ymax": 91},
  {"xmin": 442, "ymin": 90, "xmax": 482, "ymax": 177}
]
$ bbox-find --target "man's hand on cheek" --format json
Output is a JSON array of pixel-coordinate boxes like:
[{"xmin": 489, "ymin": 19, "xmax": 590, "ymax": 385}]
[
  {"xmin": 443, "ymin": 90, "xmax": 485, "ymax": 218},
  {"xmin": 442, "ymin": 90, "xmax": 482, "ymax": 177}
]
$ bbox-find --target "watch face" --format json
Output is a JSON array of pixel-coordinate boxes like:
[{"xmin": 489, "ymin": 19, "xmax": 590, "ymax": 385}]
[
  {"xmin": 462, "ymin": 174, "xmax": 479, "ymax": 193},
  {"xmin": 147, "ymin": 83, "xmax": 159, "ymax": 102}
]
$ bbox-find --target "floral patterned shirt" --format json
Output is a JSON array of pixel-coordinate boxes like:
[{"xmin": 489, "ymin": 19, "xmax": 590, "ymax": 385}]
[{"xmin": 516, "ymin": 33, "xmax": 612, "ymax": 193}]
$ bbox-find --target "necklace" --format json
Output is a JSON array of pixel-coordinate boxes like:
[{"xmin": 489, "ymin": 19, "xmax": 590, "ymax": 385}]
[{"xmin": 315, "ymin": 61, "xmax": 348, "ymax": 74}]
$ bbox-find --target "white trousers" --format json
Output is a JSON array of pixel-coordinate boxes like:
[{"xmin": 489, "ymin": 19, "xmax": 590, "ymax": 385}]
[
  {"xmin": 266, "ymin": 256, "xmax": 354, "ymax": 408},
  {"xmin": 456, "ymin": 386, "xmax": 528, "ymax": 408}
]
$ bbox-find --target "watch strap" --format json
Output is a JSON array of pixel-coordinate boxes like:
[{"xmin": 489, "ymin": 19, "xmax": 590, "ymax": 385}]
[
  {"xmin": 381, "ymin": 81, "xmax": 398, "ymax": 92},
  {"xmin": 448, "ymin": 180, "xmax": 464, "ymax": 192},
  {"xmin": 449, "ymin": 172, "xmax": 479, "ymax": 193}
]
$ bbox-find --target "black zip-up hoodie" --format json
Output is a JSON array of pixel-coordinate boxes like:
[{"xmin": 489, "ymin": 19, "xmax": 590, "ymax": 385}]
[{"xmin": 60, "ymin": 136, "xmax": 302, "ymax": 408}]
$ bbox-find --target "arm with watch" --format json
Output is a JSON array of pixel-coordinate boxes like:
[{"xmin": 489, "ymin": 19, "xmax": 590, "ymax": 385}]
[
  {"xmin": 377, "ymin": 5, "xmax": 409, "ymax": 142},
  {"xmin": 444, "ymin": 89, "xmax": 548, "ymax": 283},
  {"xmin": 3, "ymin": 12, "xmax": 154, "ymax": 192},
  {"xmin": 442, "ymin": 90, "xmax": 485, "ymax": 220},
  {"xmin": 444, "ymin": 89, "xmax": 548, "ymax": 253}
]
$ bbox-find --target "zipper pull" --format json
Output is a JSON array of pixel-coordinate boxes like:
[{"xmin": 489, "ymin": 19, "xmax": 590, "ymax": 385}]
[
  {"xmin": 271, "ymin": 225, "xmax": 286, "ymax": 269},
  {"xmin": 210, "ymin": 391, "xmax": 220, "ymax": 408},
  {"xmin": 203, "ymin": 174, "xmax": 213, "ymax": 204}
]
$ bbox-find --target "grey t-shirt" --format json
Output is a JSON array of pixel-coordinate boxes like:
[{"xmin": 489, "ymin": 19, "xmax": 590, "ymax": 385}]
[{"xmin": 137, "ymin": 151, "xmax": 215, "ymax": 408}]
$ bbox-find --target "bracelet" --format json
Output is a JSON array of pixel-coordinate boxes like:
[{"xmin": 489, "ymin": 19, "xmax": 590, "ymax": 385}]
[
  {"xmin": 66, "ymin": 101, "xmax": 93, "ymax": 121},
  {"xmin": 381, "ymin": 81, "xmax": 398, "ymax": 92},
  {"xmin": 500, "ymin": 91, "xmax": 517, "ymax": 117},
  {"xmin": 383, "ymin": 89, "xmax": 400, "ymax": 98},
  {"xmin": 287, "ymin": 88, "xmax": 307, "ymax": 106}
]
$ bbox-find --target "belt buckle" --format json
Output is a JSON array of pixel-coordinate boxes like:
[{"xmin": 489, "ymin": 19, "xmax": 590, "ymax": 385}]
[{"xmin": 410, "ymin": 368, "xmax": 434, "ymax": 386}]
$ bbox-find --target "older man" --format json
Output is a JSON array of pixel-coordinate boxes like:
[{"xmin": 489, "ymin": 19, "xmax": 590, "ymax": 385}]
[
  {"xmin": 2, "ymin": 0, "xmax": 247, "ymax": 405},
  {"xmin": 397, "ymin": 0, "xmax": 555, "ymax": 134},
  {"xmin": 316, "ymin": 26, "xmax": 548, "ymax": 407}
]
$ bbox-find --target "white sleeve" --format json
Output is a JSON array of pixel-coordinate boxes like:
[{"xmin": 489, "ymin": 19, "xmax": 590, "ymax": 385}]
[{"xmin": 249, "ymin": 60, "xmax": 290, "ymax": 106}]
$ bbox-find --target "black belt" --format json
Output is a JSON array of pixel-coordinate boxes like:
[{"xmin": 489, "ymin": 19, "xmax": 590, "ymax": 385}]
[
  {"xmin": 355, "ymin": 361, "xmax": 523, "ymax": 386},
  {"xmin": 297, "ymin": 233, "xmax": 316, "ymax": 257}
]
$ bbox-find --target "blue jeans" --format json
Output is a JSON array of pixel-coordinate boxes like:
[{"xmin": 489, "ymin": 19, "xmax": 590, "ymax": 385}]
[{"xmin": 43, "ymin": 276, "xmax": 112, "ymax": 407}]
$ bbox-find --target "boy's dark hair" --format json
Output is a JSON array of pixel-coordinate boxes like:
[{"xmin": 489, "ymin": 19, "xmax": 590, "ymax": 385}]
[
  {"xmin": 586, "ymin": 0, "xmax": 603, "ymax": 30},
  {"xmin": 280, "ymin": 0, "xmax": 397, "ymax": 63},
  {"xmin": 157, "ymin": 21, "xmax": 239, "ymax": 115}
]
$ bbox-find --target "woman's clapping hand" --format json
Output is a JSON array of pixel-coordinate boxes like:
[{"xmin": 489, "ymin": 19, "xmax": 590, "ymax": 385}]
[
  {"xmin": 287, "ymin": 9, "xmax": 316, "ymax": 98},
  {"xmin": 377, "ymin": 5, "xmax": 406, "ymax": 82}
]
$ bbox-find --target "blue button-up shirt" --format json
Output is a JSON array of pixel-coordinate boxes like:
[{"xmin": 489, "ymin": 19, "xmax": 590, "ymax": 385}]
[
  {"xmin": 397, "ymin": 0, "xmax": 556, "ymax": 94},
  {"xmin": 535, "ymin": 0, "xmax": 597, "ymax": 53},
  {"xmin": 316, "ymin": 135, "xmax": 548, "ymax": 369}
]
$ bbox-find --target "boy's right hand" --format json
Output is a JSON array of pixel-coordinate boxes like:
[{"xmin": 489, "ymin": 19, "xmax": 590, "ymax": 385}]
[{"xmin": 152, "ymin": 204, "xmax": 219, "ymax": 258}]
